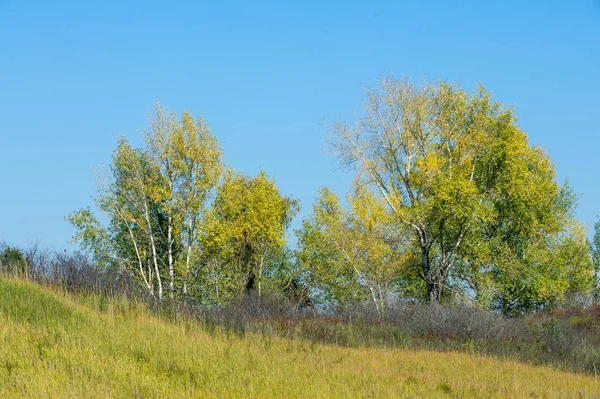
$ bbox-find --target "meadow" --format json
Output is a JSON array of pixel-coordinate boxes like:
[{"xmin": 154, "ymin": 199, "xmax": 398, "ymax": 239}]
[{"xmin": 0, "ymin": 277, "xmax": 598, "ymax": 398}]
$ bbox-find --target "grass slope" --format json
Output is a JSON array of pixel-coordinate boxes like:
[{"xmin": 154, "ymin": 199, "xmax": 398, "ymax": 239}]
[{"xmin": 0, "ymin": 278, "xmax": 598, "ymax": 398}]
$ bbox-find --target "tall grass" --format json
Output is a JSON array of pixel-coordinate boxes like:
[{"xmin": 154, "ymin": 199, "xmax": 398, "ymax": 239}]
[
  {"xmin": 1, "ymin": 277, "xmax": 599, "ymax": 398},
  {"xmin": 3, "ymin": 247, "xmax": 600, "ymax": 377}
]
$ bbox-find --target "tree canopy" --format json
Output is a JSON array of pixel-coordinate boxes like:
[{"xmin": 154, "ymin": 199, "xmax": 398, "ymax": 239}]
[
  {"xmin": 68, "ymin": 104, "xmax": 296, "ymax": 304},
  {"xmin": 68, "ymin": 83, "xmax": 596, "ymax": 315},
  {"xmin": 297, "ymin": 77, "xmax": 594, "ymax": 311}
]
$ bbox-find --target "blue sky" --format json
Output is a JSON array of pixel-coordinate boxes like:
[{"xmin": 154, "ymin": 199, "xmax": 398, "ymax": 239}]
[{"xmin": 1, "ymin": 0, "xmax": 599, "ymax": 250}]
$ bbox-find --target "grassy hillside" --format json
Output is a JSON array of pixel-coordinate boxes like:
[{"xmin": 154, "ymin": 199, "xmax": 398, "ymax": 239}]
[{"xmin": 0, "ymin": 278, "xmax": 598, "ymax": 398}]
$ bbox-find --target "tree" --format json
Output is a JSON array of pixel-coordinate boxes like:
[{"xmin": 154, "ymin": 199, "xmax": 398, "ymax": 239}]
[
  {"xmin": 69, "ymin": 104, "xmax": 224, "ymax": 302},
  {"xmin": 297, "ymin": 188, "xmax": 367, "ymax": 307},
  {"xmin": 461, "ymin": 183, "xmax": 594, "ymax": 314},
  {"xmin": 144, "ymin": 102, "xmax": 223, "ymax": 299},
  {"xmin": 202, "ymin": 170, "xmax": 299, "ymax": 299},
  {"xmin": 329, "ymin": 76, "xmax": 594, "ymax": 304},
  {"xmin": 144, "ymin": 103, "xmax": 179, "ymax": 299},
  {"xmin": 297, "ymin": 186, "xmax": 415, "ymax": 313},
  {"xmin": 106, "ymin": 137, "xmax": 165, "ymax": 299},
  {"xmin": 262, "ymin": 246, "xmax": 313, "ymax": 311},
  {"xmin": 68, "ymin": 137, "xmax": 165, "ymax": 298},
  {"xmin": 169, "ymin": 109, "xmax": 222, "ymax": 299}
]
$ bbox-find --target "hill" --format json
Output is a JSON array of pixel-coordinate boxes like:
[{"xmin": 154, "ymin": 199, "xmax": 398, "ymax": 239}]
[{"xmin": 0, "ymin": 278, "xmax": 598, "ymax": 398}]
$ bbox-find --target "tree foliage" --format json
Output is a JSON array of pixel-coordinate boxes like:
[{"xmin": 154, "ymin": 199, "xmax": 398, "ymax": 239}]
[
  {"xmin": 202, "ymin": 170, "xmax": 299, "ymax": 299},
  {"xmin": 68, "ymin": 104, "xmax": 225, "ymax": 300},
  {"xmin": 66, "ymin": 86, "xmax": 596, "ymax": 315},
  {"xmin": 301, "ymin": 76, "xmax": 594, "ymax": 310},
  {"xmin": 297, "ymin": 186, "xmax": 417, "ymax": 312},
  {"xmin": 68, "ymin": 104, "xmax": 297, "ymax": 305}
]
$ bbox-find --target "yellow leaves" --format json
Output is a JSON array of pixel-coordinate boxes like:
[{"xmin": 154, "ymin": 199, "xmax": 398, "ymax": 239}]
[
  {"xmin": 298, "ymin": 183, "xmax": 407, "ymax": 303},
  {"xmin": 144, "ymin": 102, "xmax": 223, "ymax": 210},
  {"xmin": 416, "ymin": 152, "xmax": 442, "ymax": 178},
  {"xmin": 348, "ymin": 184, "xmax": 393, "ymax": 233},
  {"xmin": 207, "ymin": 170, "xmax": 296, "ymax": 251}
]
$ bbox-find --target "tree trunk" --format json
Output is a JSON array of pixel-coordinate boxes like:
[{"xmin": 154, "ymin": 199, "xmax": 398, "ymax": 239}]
[
  {"xmin": 182, "ymin": 243, "xmax": 192, "ymax": 302},
  {"xmin": 428, "ymin": 281, "xmax": 443, "ymax": 302},
  {"xmin": 168, "ymin": 217, "xmax": 174, "ymax": 299},
  {"xmin": 421, "ymin": 244, "xmax": 442, "ymax": 303},
  {"xmin": 150, "ymin": 233, "xmax": 162, "ymax": 300},
  {"xmin": 245, "ymin": 271, "xmax": 256, "ymax": 294},
  {"xmin": 182, "ymin": 220, "xmax": 194, "ymax": 301},
  {"xmin": 242, "ymin": 241, "xmax": 255, "ymax": 295},
  {"xmin": 258, "ymin": 254, "xmax": 264, "ymax": 297},
  {"xmin": 144, "ymin": 201, "xmax": 162, "ymax": 300}
]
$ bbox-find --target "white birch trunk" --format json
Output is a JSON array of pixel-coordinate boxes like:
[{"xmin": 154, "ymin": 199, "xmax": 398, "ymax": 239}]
[
  {"xmin": 144, "ymin": 199, "xmax": 162, "ymax": 300},
  {"xmin": 168, "ymin": 217, "xmax": 174, "ymax": 299}
]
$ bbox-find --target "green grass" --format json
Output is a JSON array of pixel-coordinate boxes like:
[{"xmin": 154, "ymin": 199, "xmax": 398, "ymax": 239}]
[{"xmin": 0, "ymin": 277, "xmax": 599, "ymax": 398}]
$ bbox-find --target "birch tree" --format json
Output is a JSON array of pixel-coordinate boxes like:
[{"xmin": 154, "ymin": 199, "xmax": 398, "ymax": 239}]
[
  {"xmin": 171, "ymin": 110, "xmax": 222, "ymax": 299},
  {"xmin": 296, "ymin": 186, "xmax": 413, "ymax": 312},
  {"xmin": 69, "ymin": 103, "xmax": 224, "ymax": 301},
  {"xmin": 143, "ymin": 103, "xmax": 223, "ymax": 299},
  {"xmin": 111, "ymin": 138, "xmax": 165, "ymax": 298},
  {"xmin": 70, "ymin": 138, "xmax": 167, "ymax": 298},
  {"xmin": 144, "ymin": 103, "xmax": 179, "ymax": 299}
]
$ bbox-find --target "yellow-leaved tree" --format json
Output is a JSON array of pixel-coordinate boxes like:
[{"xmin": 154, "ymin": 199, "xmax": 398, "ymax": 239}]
[
  {"xmin": 201, "ymin": 170, "xmax": 299, "ymax": 301},
  {"xmin": 297, "ymin": 185, "xmax": 415, "ymax": 313}
]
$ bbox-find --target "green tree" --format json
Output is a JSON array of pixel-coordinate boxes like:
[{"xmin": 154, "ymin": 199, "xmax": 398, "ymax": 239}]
[
  {"xmin": 329, "ymin": 77, "xmax": 594, "ymax": 305},
  {"xmin": 461, "ymin": 183, "xmax": 594, "ymax": 314},
  {"xmin": 261, "ymin": 246, "xmax": 312, "ymax": 311},
  {"xmin": 69, "ymin": 137, "xmax": 165, "ymax": 298},
  {"xmin": 297, "ymin": 186, "xmax": 415, "ymax": 312},
  {"xmin": 69, "ymin": 104, "xmax": 224, "ymax": 301},
  {"xmin": 66, "ymin": 207, "xmax": 114, "ymax": 270}
]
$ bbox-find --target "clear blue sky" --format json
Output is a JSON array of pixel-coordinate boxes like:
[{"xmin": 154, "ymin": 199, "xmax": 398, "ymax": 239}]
[{"xmin": 1, "ymin": 0, "xmax": 599, "ymax": 250}]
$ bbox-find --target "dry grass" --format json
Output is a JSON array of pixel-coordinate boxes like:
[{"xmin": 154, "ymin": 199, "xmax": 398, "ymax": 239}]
[{"xmin": 0, "ymin": 277, "xmax": 598, "ymax": 398}]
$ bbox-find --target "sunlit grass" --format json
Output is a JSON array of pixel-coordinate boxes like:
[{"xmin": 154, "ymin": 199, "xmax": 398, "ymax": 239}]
[{"xmin": 0, "ymin": 277, "xmax": 598, "ymax": 398}]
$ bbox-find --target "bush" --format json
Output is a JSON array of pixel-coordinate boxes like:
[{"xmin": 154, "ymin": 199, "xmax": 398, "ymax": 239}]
[{"xmin": 0, "ymin": 242, "xmax": 27, "ymax": 275}]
